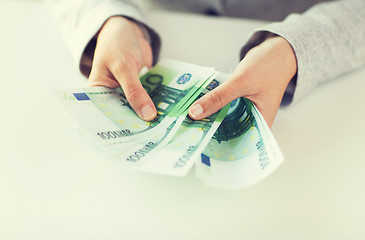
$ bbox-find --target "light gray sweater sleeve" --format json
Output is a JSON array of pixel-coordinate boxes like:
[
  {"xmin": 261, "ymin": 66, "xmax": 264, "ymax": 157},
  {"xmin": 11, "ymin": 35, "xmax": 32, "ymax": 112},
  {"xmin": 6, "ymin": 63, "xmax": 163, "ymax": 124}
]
[
  {"xmin": 45, "ymin": 0, "xmax": 161, "ymax": 77},
  {"xmin": 240, "ymin": 0, "xmax": 365, "ymax": 105}
]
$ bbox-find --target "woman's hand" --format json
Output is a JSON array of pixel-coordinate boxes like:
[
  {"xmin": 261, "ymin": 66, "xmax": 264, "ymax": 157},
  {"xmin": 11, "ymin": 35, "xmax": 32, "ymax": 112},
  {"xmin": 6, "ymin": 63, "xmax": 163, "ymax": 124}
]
[
  {"xmin": 188, "ymin": 36, "xmax": 297, "ymax": 127},
  {"xmin": 88, "ymin": 16, "xmax": 157, "ymax": 121}
]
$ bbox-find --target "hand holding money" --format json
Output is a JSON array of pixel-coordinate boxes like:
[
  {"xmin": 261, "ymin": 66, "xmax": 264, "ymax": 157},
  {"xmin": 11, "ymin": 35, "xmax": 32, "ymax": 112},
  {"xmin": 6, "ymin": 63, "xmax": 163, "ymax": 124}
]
[
  {"xmin": 88, "ymin": 16, "xmax": 156, "ymax": 121},
  {"xmin": 189, "ymin": 36, "xmax": 297, "ymax": 127},
  {"xmin": 88, "ymin": 16, "xmax": 296, "ymax": 128},
  {"xmin": 54, "ymin": 59, "xmax": 285, "ymax": 189}
]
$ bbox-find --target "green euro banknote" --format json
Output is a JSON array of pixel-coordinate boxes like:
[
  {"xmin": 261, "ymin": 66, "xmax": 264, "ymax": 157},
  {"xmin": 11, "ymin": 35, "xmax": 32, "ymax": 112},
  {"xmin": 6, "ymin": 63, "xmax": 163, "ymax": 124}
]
[
  {"xmin": 112, "ymin": 71, "xmax": 221, "ymax": 169},
  {"xmin": 137, "ymin": 74, "xmax": 231, "ymax": 176},
  {"xmin": 53, "ymin": 59, "xmax": 216, "ymax": 149},
  {"xmin": 196, "ymin": 97, "xmax": 284, "ymax": 189},
  {"xmin": 55, "ymin": 58, "xmax": 285, "ymax": 187},
  {"xmin": 139, "ymin": 104, "xmax": 230, "ymax": 176},
  {"xmin": 113, "ymin": 115, "xmax": 186, "ymax": 169},
  {"xmin": 61, "ymin": 73, "xmax": 230, "ymax": 176}
]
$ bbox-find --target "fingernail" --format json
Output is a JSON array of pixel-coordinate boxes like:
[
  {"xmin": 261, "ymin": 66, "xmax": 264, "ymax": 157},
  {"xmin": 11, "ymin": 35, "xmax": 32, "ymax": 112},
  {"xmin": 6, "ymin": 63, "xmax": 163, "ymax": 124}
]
[
  {"xmin": 141, "ymin": 105, "xmax": 155, "ymax": 120},
  {"xmin": 189, "ymin": 103, "xmax": 204, "ymax": 119}
]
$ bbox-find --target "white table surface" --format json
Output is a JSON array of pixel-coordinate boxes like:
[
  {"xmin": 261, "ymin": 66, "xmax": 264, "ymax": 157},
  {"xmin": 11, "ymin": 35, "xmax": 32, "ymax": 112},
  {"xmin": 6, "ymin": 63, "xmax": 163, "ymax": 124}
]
[{"xmin": 1, "ymin": 1, "xmax": 365, "ymax": 240}]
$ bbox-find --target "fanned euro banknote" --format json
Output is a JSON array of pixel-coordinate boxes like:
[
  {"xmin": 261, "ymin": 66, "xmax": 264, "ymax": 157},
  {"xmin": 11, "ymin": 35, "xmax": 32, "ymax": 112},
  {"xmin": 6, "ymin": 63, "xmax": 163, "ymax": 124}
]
[
  {"xmin": 54, "ymin": 59, "xmax": 284, "ymax": 189},
  {"xmin": 53, "ymin": 59, "xmax": 216, "ymax": 149},
  {"xmin": 196, "ymin": 98, "xmax": 284, "ymax": 189}
]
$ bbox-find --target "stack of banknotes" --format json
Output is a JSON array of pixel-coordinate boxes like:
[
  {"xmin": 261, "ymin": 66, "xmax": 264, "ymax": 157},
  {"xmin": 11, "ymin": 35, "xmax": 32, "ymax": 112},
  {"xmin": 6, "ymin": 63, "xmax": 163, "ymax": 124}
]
[{"xmin": 54, "ymin": 59, "xmax": 284, "ymax": 189}]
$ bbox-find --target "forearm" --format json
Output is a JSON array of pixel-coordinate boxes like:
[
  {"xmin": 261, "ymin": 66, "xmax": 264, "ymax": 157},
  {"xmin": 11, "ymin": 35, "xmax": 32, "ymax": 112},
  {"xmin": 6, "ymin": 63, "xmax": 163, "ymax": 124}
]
[
  {"xmin": 46, "ymin": 0, "xmax": 161, "ymax": 77},
  {"xmin": 241, "ymin": 0, "xmax": 365, "ymax": 104}
]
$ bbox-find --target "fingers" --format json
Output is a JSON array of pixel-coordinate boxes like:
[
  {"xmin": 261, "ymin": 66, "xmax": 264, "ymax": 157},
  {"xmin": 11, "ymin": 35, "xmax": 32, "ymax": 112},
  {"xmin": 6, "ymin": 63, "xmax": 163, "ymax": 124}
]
[
  {"xmin": 189, "ymin": 78, "xmax": 244, "ymax": 120},
  {"xmin": 87, "ymin": 15, "xmax": 156, "ymax": 121},
  {"xmin": 140, "ymin": 38, "xmax": 153, "ymax": 70},
  {"xmin": 88, "ymin": 57, "xmax": 155, "ymax": 121},
  {"xmin": 89, "ymin": 61, "xmax": 156, "ymax": 121},
  {"xmin": 111, "ymin": 59, "xmax": 157, "ymax": 121},
  {"xmin": 89, "ymin": 51, "xmax": 155, "ymax": 121},
  {"xmin": 88, "ymin": 66, "xmax": 120, "ymax": 88}
]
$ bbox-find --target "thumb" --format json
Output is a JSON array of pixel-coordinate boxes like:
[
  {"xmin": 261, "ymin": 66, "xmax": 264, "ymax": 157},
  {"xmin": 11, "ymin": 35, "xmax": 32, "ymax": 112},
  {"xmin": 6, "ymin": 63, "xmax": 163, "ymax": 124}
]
[{"xmin": 188, "ymin": 79, "xmax": 244, "ymax": 120}]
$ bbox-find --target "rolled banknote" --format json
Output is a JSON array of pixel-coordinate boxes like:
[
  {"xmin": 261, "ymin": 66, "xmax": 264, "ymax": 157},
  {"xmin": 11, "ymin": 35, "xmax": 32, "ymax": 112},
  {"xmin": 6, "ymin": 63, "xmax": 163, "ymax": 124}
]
[{"xmin": 196, "ymin": 98, "xmax": 284, "ymax": 189}]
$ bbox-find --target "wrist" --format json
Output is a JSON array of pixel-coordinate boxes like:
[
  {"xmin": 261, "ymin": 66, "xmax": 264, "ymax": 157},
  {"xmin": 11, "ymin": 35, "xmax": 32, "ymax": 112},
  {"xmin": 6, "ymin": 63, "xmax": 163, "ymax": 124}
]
[{"xmin": 265, "ymin": 36, "xmax": 297, "ymax": 84}]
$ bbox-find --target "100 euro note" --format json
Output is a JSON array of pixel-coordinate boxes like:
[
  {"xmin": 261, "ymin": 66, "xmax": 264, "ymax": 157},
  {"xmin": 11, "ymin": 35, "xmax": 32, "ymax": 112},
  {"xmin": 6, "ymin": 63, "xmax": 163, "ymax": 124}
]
[
  {"xmin": 54, "ymin": 58, "xmax": 285, "ymax": 187},
  {"xmin": 138, "ymin": 104, "xmax": 230, "ymax": 176},
  {"xmin": 60, "ymin": 73, "xmax": 230, "ymax": 175},
  {"xmin": 135, "ymin": 74, "xmax": 231, "ymax": 176},
  {"xmin": 196, "ymin": 97, "xmax": 284, "ymax": 189},
  {"xmin": 53, "ymin": 59, "xmax": 216, "ymax": 149},
  {"xmin": 107, "ymin": 71, "xmax": 220, "ymax": 170}
]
